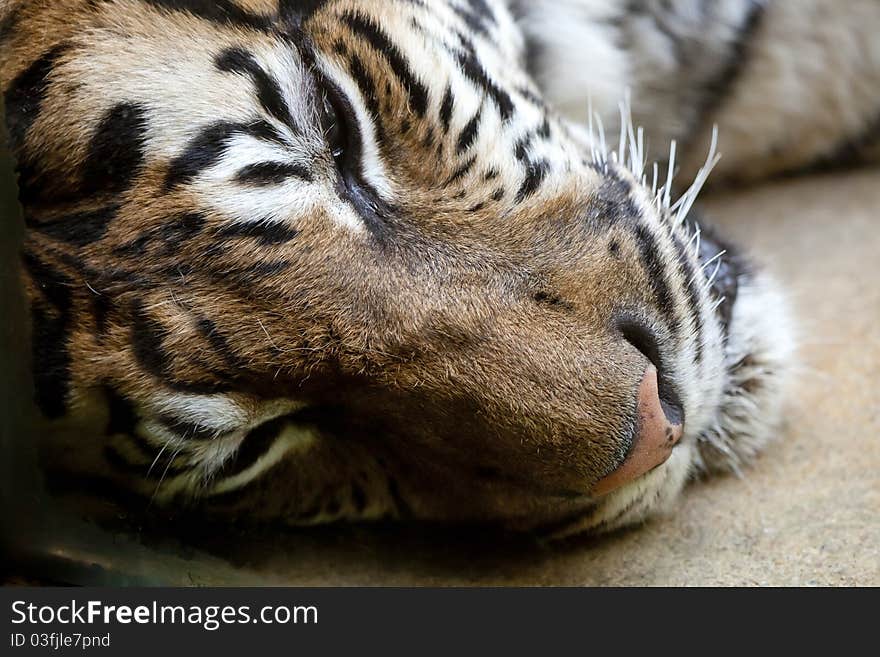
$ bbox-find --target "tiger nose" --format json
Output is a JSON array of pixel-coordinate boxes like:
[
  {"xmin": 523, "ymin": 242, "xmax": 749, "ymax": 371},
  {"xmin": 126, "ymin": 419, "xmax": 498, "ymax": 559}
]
[{"xmin": 592, "ymin": 365, "xmax": 684, "ymax": 496}]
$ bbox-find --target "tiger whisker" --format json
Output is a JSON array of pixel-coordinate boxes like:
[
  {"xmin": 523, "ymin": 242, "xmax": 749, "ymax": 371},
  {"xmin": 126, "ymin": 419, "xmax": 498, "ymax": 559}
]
[
  {"xmin": 699, "ymin": 249, "xmax": 727, "ymax": 275},
  {"xmin": 710, "ymin": 296, "xmax": 727, "ymax": 313},
  {"xmin": 687, "ymin": 222, "xmax": 702, "ymax": 253},
  {"xmin": 705, "ymin": 258, "xmax": 725, "ymax": 288},
  {"xmin": 146, "ymin": 437, "xmax": 172, "ymax": 479},
  {"xmin": 150, "ymin": 442, "xmax": 186, "ymax": 505}
]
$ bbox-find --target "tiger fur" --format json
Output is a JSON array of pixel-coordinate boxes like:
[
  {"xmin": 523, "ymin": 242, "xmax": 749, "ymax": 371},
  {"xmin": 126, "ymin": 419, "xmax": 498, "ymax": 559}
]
[{"xmin": 2, "ymin": 0, "xmax": 876, "ymax": 536}]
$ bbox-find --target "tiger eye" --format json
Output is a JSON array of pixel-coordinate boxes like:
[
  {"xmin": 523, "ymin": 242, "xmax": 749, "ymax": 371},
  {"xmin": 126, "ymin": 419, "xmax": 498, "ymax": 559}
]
[{"xmin": 321, "ymin": 95, "xmax": 346, "ymax": 163}]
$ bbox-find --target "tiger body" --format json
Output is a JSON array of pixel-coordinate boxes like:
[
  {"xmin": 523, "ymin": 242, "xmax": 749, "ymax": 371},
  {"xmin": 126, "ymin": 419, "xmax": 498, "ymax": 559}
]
[{"xmin": 1, "ymin": 0, "xmax": 876, "ymax": 536}]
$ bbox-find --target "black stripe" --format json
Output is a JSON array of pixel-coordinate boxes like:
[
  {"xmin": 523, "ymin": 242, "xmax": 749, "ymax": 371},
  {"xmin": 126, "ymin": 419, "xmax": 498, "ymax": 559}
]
[
  {"xmin": 455, "ymin": 49, "xmax": 514, "ymax": 121},
  {"xmin": 130, "ymin": 301, "xmax": 172, "ymax": 382},
  {"xmin": 515, "ymin": 160, "xmax": 549, "ymax": 202},
  {"xmin": 115, "ymin": 234, "xmax": 152, "ymax": 257},
  {"xmin": 456, "ymin": 108, "xmax": 483, "ymax": 154},
  {"xmin": 164, "ymin": 122, "xmax": 241, "ymax": 190},
  {"xmin": 215, "ymin": 47, "xmax": 295, "ymax": 130},
  {"xmin": 28, "ymin": 204, "xmax": 120, "ymax": 247},
  {"xmin": 216, "ymin": 221, "xmax": 300, "ymax": 245},
  {"xmin": 514, "ymin": 132, "xmax": 535, "ymax": 162},
  {"xmin": 464, "ymin": 0, "xmax": 496, "ymax": 24},
  {"xmin": 450, "ymin": 0, "xmax": 496, "ymax": 38},
  {"xmin": 692, "ymin": 1, "xmax": 765, "ymax": 147},
  {"xmin": 3, "ymin": 45, "xmax": 67, "ymax": 152},
  {"xmin": 234, "ymin": 161, "xmax": 312, "ymax": 185},
  {"xmin": 126, "ymin": 428, "xmax": 168, "ymax": 464},
  {"xmin": 20, "ymin": 252, "xmax": 73, "ymax": 318},
  {"xmin": 217, "ymin": 416, "xmax": 289, "ymax": 478},
  {"xmin": 130, "ymin": 301, "xmax": 226, "ymax": 394},
  {"xmin": 537, "ymin": 117, "xmax": 551, "ymax": 139},
  {"xmin": 444, "ymin": 155, "xmax": 477, "ymax": 186},
  {"xmin": 516, "ymin": 85, "xmax": 546, "ymax": 108},
  {"xmin": 91, "ymin": 292, "xmax": 112, "ymax": 337},
  {"xmin": 227, "ymin": 259, "xmax": 292, "ymax": 284},
  {"xmin": 439, "ymin": 85, "xmax": 454, "ymax": 133},
  {"xmin": 342, "ymin": 12, "xmax": 429, "ymax": 116},
  {"xmin": 141, "ymin": 0, "xmax": 273, "ymax": 32},
  {"xmin": 242, "ymin": 119, "xmax": 289, "ymax": 146},
  {"xmin": 117, "ymin": 211, "xmax": 207, "ymax": 257},
  {"xmin": 344, "ymin": 52, "xmax": 385, "ymax": 142},
  {"xmin": 633, "ymin": 224, "xmax": 679, "ymax": 331},
  {"xmin": 671, "ymin": 233, "xmax": 704, "ymax": 364},
  {"xmin": 21, "ymin": 253, "xmax": 73, "ymax": 419},
  {"xmin": 159, "ymin": 211, "xmax": 208, "ymax": 247},
  {"xmin": 164, "ymin": 120, "xmax": 285, "ymax": 190},
  {"xmin": 278, "ymin": 0, "xmax": 331, "ymax": 26},
  {"xmin": 196, "ymin": 317, "xmax": 248, "ymax": 371},
  {"xmin": 81, "ymin": 102, "xmax": 149, "ymax": 195}
]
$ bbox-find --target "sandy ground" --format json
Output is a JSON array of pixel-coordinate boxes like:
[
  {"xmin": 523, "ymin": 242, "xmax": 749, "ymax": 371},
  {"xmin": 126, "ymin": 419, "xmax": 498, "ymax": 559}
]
[{"xmin": 5, "ymin": 167, "xmax": 879, "ymax": 586}]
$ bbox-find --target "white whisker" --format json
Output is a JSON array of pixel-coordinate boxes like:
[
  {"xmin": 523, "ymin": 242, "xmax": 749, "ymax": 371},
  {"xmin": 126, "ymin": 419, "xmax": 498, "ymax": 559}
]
[
  {"xmin": 688, "ymin": 222, "xmax": 703, "ymax": 258},
  {"xmin": 146, "ymin": 439, "xmax": 171, "ymax": 479},
  {"xmin": 687, "ymin": 223, "xmax": 702, "ymax": 252},
  {"xmin": 674, "ymin": 125, "xmax": 720, "ymax": 226},
  {"xmin": 151, "ymin": 442, "xmax": 186, "ymax": 504},
  {"xmin": 706, "ymin": 257, "xmax": 724, "ymax": 288},
  {"xmin": 664, "ymin": 140, "xmax": 676, "ymax": 211},
  {"xmin": 595, "ymin": 112, "xmax": 607, "ymax": 169},
  {"xmin": 699, "ymin": 249, "xmax": 727, "ymax": 275}
]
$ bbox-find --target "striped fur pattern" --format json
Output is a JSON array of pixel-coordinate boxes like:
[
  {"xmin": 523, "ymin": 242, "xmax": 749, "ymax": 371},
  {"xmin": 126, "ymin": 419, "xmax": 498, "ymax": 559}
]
[{"xmin": 4, "ymin": 0, "xmax": 870, "ymax": 535}]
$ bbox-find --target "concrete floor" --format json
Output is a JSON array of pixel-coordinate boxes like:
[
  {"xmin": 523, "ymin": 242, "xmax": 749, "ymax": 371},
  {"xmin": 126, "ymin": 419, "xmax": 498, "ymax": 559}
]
[{"xmin": 7, "ymin": 167, "xmax": 880, "ymax": 586}]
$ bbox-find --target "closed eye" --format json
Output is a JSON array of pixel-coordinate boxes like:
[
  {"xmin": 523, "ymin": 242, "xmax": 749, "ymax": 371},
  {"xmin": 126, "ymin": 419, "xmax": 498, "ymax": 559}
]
[
  {"xmin": 314, "ymin": 74, "xmax": 395, "ymax": 235},
  {"xmin": 320, "ymin": 89, "xmax": 348, "ymax": 169},
  {"xmin": 317, "ymin": 77, "xmax": 360, "ymax": 176}
]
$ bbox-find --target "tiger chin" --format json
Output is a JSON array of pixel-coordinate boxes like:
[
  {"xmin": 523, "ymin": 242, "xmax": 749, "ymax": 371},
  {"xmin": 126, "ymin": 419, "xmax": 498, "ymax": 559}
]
[{"xmin": 2, "ymin": 0, "xmax": 798, "ymax": 540}]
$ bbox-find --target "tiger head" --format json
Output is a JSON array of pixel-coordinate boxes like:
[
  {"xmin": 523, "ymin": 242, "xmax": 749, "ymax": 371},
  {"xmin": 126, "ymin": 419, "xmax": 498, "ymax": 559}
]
[{"xmin": 2, "ymin": 0, "xmax": 793, "ymax": 536}]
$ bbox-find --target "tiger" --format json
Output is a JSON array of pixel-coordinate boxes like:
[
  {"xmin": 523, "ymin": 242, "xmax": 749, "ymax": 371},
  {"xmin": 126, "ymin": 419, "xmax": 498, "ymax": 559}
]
[{"xmin": 1, "ymin": 0, "xmax": 877, "ymax": 539}]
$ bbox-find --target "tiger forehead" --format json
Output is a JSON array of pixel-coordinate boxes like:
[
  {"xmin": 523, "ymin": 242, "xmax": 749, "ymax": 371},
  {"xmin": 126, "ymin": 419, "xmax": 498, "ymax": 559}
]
[
  {"xmin": 305, "ymin": 1, "xmax": 559, "ymax": 182},
  {"xmin": 3, "ymin": 0, "xmax": 567, "ymax": 212}
]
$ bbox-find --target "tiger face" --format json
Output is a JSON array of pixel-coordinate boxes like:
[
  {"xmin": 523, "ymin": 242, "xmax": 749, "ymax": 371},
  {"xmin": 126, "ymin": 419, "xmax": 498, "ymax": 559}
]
[{"xmin": 2, "ymin": 0, "xmax": 793, "ymax": 536}]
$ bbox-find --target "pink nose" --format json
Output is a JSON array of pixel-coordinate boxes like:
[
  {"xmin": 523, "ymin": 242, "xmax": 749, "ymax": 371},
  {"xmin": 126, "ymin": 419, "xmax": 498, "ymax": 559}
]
[{"xmin": 592, "ymin": 365, "xmax": 683, "ymax": 496}]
